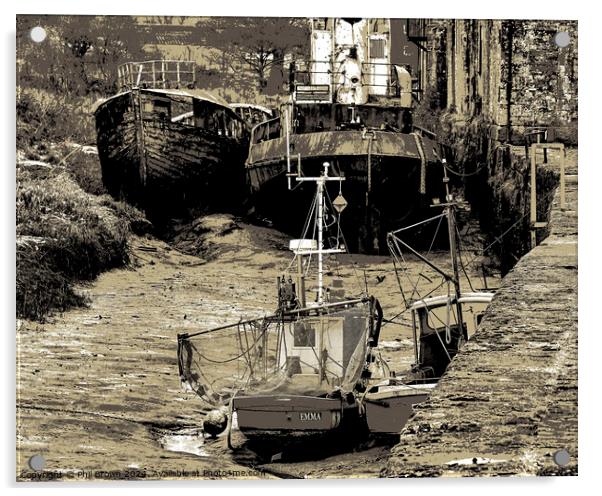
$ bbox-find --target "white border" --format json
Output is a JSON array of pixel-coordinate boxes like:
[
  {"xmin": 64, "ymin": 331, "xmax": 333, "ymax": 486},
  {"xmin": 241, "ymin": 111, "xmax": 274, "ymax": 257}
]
[{"xmin": 3, "ymin": 1, "xmax": 597, "ymax": 494}]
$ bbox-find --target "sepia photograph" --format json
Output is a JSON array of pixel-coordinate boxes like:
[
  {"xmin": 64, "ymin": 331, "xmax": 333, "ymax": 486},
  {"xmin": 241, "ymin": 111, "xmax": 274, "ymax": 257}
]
[{"xmin": 14, "ymin": 7, "xmax": 579, "ymax": 482}]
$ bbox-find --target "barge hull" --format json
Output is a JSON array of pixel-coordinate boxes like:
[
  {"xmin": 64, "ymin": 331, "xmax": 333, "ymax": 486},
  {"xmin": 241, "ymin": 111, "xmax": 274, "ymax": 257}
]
[
  {"xmin": 95, "ymin": 89, "xmax": 248, "ymax": 222},
  {"xmin": 246, "ymin": 130, "xmax": 444, "ymax": 253}
]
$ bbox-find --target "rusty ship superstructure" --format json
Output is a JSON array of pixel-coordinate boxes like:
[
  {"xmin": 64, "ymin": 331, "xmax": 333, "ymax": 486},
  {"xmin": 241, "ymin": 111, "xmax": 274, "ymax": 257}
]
[
  {"xmin": 246, "ymin": 18, "xmax": 444, "ymax": 253},
  {"xmin": 94, "ymin": 60, "xmax": 266, "ymax": 223}
]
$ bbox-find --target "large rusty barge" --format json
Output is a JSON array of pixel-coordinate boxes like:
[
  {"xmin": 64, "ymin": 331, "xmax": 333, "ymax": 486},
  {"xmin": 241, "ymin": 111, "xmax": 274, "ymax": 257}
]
[
  {"xmin": 94, "ymin": 61, "xmax": 268, "ymax": 222},
  {"xmin": 246, "ymin": 18, "xmax": 444, "ymax": 253}
]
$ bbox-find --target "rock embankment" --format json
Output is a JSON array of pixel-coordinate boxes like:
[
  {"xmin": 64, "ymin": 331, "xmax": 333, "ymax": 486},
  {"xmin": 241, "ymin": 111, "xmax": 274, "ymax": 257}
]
[{"xmin": 385, "ymin": 149, "xmax": 578, "ymax": 477}]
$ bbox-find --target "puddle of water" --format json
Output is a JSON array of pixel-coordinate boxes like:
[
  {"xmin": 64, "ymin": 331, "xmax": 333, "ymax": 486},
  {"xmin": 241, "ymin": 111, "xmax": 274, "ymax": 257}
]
[
  {"xmin": 158, "ymin": 428, "xmax": 208, "ymax": 458},
  {"xmin": 378, "ymin": 340, "xmax": 410, "ymax": 351},
  {"xmin": 446, "ymin": 456, "xmax": 507, "ymax": 466}
]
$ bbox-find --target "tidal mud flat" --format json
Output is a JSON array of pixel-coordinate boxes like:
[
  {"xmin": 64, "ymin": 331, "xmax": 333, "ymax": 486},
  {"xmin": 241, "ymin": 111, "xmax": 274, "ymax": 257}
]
[{"xmin": 16, "ymin": 214, "xmax": 498, "ymax": 480}]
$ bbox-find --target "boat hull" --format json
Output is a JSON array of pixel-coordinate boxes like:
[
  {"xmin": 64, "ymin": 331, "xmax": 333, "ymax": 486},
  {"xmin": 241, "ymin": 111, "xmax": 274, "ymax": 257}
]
[
  {"xmin": 246, "ymin": 130, "xmax": 444, "ymax": 253},
  {"xmin": 95, "ymin": 89, "xmax": 248, "ymax": 223},
  {"xmin": 363, "ymin": 383, "xmax": 435, "ymax": 434},
  {"xmin": 233, "ymin": 394, "xmax": 365, "ymax": 451}
]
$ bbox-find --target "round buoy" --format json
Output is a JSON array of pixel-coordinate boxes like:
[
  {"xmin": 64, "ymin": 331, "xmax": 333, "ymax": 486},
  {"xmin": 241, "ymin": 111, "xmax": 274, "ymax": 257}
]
[{"xmin": 203, "ymin": 407, "xmax": 228, "ymax": 437}]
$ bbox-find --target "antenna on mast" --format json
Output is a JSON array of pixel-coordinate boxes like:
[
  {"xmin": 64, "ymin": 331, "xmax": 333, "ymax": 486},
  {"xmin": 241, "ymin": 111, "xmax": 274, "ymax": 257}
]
[{"xmin": 290, "ymin": 162, "xmax": 346, "ymax": 305}]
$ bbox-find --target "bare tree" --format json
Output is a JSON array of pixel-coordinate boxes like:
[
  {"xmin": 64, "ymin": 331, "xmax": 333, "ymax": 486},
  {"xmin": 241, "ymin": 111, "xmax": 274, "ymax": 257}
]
[{"xmin": 197, "ymin": 17, "xmax": 309, "ymax": 92}]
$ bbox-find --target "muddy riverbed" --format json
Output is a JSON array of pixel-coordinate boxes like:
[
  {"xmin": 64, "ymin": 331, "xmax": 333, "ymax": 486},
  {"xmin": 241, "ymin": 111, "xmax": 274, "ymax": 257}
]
[{"xmin": 16, "ymin": 215, "xmax": 498, "ymax": 480}]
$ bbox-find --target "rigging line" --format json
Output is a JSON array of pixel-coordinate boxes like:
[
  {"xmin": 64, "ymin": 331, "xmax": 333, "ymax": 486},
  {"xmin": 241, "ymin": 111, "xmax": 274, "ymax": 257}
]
[
  {"xmin": 393, "ymin": 235, "xmax": 432, "ymax": 305},
  {"xmin": 460, "ymin": 183, "xmax": 561, "ymax": 271},
  {"xmin": 393, "ymin": 237, "xmax": 423, "ymax": 302},
  {"xmin": 455, "ymin": 223, "xmax": 476, "ymax": 292},
  {"xmin": 381, "ymin": 278, "xmax": 448, "ymax": 327},
  {"xmin": 389, "ymin": 213, "xmax": 447, "ymax": 235},
  {"xmin": 443, "ymin": 161, "xmax": 487, "ymax": 178},
  {"xmin": 424, "ymin": 302, "xmax": 459, "ymax": 335},
  {"xmin": 195, "ymin": 321, "xmax": 270, "ymax": 364},
  {"xmin": 431, "ymin": 317, "xmax": 453, "ymax": 363},
  {"xmin": 240, "ymin": 322, "xmax": 254, "ymax": 375},
  {"xmin": 388, "ymin": 211, "xmax": 445, "ymax": 306},
  {"xmin": 445, "ymin": 281, "xmax": 452, "ymax": 344},
  {"xmin": 323, "ymin": 186, "xmax": 341, "ymax": 242},
  {"xmin": 183, "ymin": 314, "xmax": 275, "ymax": 339},
  {"xmin": 390, "ymin": 249, "xmax": 408, "ymax": 307},
  {"xmin": 285, "ymin": 187, "xmax": 318, "ymax": 274},
  {"xmin": 301, "ymin": 188, "xmax": 318, "ymax": 239},
  {"xmin": 322, "ymin": 187, "xmax": 346, "ymax": 283},
  {"xmin": 323, "ymin": 188, "xmax": 365, "ymax": 296}
]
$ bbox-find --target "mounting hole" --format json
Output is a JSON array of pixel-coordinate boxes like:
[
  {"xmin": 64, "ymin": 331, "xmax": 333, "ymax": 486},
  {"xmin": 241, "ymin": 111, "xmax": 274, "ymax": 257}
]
[
  {"xmin": 553, "ymin": 448, "xmax": 570, "ymax": 466},
  {"xmin": 28, "ymin": 454, "xmax": 45, "ymax": 471},
  {"xmin": 554, "ymin": 32, "xmax": 570, "ymax": 48},
  {"xmin": 30, "ymin": 26, "xmax": 47, "ymax": 43}
]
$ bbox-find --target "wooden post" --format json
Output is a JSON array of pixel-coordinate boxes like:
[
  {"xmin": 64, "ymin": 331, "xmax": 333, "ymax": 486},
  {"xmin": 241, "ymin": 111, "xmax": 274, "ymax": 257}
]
[
  {"xmin": 560, "ymin": 145, "xmax": 566, "ymax": 210},
  {"xmin": 530, "ymin": 144, "xmax": 537, "ymax": 249}
]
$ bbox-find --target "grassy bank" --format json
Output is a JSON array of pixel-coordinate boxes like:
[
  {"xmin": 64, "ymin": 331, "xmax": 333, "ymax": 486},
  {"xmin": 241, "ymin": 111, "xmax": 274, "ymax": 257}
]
[
  {"xmin": 16, "ymin": 85, "xmax": 154, "ymax": 321},
  {"xmin": 16, "ymin": 163, "xmax": 150, "ymax": 321}
]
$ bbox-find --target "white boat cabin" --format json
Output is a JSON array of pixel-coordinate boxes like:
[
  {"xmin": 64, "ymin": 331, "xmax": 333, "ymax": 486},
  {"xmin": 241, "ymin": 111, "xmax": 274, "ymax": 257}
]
[
  {"xmin": 410, "ymin": 292, "xmax": 494, "ymax": 379},
  {"xmin": 277, "ymin": 305, "xmax": 371, "ymax": 391}
]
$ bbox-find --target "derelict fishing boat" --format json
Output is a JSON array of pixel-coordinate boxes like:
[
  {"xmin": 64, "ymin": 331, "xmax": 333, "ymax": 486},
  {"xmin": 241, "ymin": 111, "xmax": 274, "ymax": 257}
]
[
  {"xmin": 177, "ymin": 162, "xmax": 383, "ymax": 453},
  {"xmin": 360, "ymin": 166, "xmax": 495, "ymax": 434},
  {"xmin": 94, "ymin": 60, "xmax": 252, "ymax": 222},
  {"xmin": 246, "ymin": 18, "xmax": 445, "ymax": 253},
  {"xmin": 229, "ymin": 103, "xmax": 273, "ymax": 127}
]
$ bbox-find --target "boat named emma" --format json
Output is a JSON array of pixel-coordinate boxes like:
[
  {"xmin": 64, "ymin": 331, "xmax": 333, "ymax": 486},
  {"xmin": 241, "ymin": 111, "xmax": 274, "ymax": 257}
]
[
  {"xmin": 177, "ymin": 162, "xmax": 383, "ymax": 453},
  {"xmin": 94, "ymin": 60, "xmax": 268, "ymax": 222},
  {"xmin": 176, "ymin": 163, "xmax": 496, "ymax": 457},
  {"xmin": 246, "ymin": 18, "xmax": 444, "ymax": 253}
]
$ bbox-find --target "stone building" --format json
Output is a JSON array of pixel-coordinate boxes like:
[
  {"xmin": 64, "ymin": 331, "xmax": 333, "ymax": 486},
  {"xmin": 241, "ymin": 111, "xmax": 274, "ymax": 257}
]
[{"xmin": 410, "ymin": 19, "xmax": 578, "ymax": 144}]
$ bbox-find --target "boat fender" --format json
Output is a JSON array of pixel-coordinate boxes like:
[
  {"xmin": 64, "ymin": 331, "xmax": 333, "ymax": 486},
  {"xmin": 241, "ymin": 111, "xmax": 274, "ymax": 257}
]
[{"xmin": 203, "ymin": 406, "xmax": 229, "ymax": 438}]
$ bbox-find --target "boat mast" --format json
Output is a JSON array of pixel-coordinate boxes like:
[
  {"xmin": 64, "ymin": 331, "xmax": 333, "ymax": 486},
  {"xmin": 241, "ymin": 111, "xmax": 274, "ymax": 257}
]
[
  {"xmin": 294, "ymin": 162, "xmax": 345, "ymax": 305},
  {"xmin": 442, "ymin": 161, "xmax": 465, "ymax": 334},
  {"xmin": 317, "ymin": 166, "xmax": 325, "ymax": 303}
]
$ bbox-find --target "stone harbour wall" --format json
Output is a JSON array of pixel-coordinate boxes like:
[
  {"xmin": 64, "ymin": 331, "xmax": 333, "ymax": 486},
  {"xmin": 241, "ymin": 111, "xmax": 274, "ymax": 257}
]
[{"xmin": 384, "ymin": 151, "xmax": 577, "ymax": 477}]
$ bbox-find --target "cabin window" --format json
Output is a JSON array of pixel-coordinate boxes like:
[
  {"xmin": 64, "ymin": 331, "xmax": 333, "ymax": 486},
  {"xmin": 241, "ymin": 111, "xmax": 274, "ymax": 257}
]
[
  {"xmin": 170, "ymin": 98, "xmax": 194, "ymax": 126},
  {"xmin": 370, "ymin": 38, "xmax": 386, "ymax": 59},
  {"xmin": 143, "ymin": 98, "xmax": 172, "ymax": 120},
  {"xmin": 293, "ymin": 322, "xmax": 316, "ymax": 347},
  {"xmin": 425, "ymin": 305, "xmax": 458, "ymax": 331}
]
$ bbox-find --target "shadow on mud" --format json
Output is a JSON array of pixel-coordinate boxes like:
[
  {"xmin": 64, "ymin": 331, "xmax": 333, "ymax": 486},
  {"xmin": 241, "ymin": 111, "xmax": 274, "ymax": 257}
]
[{"xmin": 150, "ymin": 422, "xmax": 399, "ymax": 470}]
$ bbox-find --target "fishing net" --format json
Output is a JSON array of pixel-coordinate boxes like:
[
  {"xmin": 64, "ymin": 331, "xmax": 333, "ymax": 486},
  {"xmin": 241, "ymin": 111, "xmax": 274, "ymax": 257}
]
[{"xmin": 177, "ymin": 299, "xmax": 378, "ymax": 408}]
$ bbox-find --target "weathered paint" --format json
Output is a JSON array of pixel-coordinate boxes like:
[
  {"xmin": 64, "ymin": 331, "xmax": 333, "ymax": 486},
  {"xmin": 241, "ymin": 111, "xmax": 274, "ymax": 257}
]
[
  {"xmin": 95, "ymin": 88, "xmax": 249, "ymax": 219},
  {"xmin": 247, "ymin": 129, "xmax": 440, "ymax": 168}
]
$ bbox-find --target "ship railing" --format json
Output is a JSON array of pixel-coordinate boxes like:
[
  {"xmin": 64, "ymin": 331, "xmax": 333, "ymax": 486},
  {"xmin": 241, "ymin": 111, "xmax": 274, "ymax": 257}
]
[
  {"xmin": 117, "ymin": 60, "xmax": 196, "ymax": 91},
  {"xmin": 250, "ymin": 116, "xmax": 282, "ymax": 144}
]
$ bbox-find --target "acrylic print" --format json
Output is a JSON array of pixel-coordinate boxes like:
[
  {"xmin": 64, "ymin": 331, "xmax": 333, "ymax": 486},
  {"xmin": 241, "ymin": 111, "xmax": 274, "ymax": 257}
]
[{"xmin": 16, "ymin": 16, "xmax": 577, "ymax": 480}]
